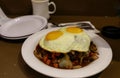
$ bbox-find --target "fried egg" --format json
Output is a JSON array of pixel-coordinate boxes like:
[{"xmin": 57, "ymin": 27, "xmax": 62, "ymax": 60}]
[
  {"xmin": 39, "ymin": 26, "xmax": 91, "ymax": 53},
  {"xmin": 59, "ymin": 26, "xmax": 91, "ymax": 52},
  {"xmin": 39, "ymin": 30, "xmax": 75, "ymax": 53}
]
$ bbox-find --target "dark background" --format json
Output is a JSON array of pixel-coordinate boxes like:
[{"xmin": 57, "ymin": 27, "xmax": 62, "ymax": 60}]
[{"xmin": 0, "ymin": 0, "xmax": 120, "ymax": 16}]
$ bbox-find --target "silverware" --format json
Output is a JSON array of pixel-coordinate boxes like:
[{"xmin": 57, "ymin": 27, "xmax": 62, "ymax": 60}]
[
  {"xmin": 50, "ymin": 22, "xmax": 95, "ymax": 30},
  {"xmin": 47, "ymin": 22, "xmax": 100, "ymax": 33},
  {"xmin": 58, "ymin": 22, "xmax": 94, "ymax": 30}
]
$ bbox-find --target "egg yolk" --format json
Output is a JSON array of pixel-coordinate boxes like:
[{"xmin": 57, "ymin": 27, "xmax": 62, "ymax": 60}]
[
  {"xmin": 45, "ymin": 31, "xmax": 63, "ymax": 41},
  {"xmin": 66, "ymin": 27, "xmax": 83, "ymax": 33}
]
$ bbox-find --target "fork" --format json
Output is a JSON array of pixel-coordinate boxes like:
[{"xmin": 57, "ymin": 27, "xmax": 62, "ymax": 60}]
[{"xmin": 58, "ymin": 22, "xmax": 94, "ymax": 30}]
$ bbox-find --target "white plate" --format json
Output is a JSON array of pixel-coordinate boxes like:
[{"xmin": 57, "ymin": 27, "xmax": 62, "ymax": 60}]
[
  {"xmin": 21, "ymin": 28, "xmax": 112, "ymax": 78},
  {"xmin": 0, "ymin": 15, "xmax": 47, "ymax": 39}
]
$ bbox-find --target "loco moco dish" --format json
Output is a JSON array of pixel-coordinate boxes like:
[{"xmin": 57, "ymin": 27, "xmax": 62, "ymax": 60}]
[{"xmin": 34, "ymin": 26, "xmax": 99, "ymax": 69}]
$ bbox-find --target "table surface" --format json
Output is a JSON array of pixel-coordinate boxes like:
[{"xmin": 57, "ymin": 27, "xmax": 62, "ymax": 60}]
[{"xmin": 0, "ymin": 16, "xmax": 120, "ymax": 78}]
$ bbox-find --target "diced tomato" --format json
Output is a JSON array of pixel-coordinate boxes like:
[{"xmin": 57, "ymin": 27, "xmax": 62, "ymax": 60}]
[
  {"xmin": 53, "ymin": 63, "xmax": 59, "ymax": 68},
  {"xmin": 43, "ymin": 55, "xmax": 48, "ymax": 62},
  {"xmin": 46, "ymin": 59, "xmax": 51, "ymax": 65}
]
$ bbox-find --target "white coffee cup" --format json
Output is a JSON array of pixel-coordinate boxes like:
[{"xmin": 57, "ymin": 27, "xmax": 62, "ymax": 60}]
[{"xmin": 31, "ymin": 0, "xmax": 56, "ymax": 19}]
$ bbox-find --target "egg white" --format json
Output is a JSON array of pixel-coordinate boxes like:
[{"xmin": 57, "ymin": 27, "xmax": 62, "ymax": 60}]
[
  {"xmin": 71, "ymin": 32, "xmax": 91, "ymax": 52},
  {"xmin": 39, "ymin": 33, "xmax": 75, "ymax": 53}
]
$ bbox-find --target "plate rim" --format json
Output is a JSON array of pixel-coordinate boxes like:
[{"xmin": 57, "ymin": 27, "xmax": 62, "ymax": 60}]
[{"xmin": 21, "ymin": 27, "xmax": 112, "ymax": 78}]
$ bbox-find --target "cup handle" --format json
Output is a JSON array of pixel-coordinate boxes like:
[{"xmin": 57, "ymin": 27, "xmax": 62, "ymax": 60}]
[{"xmin": 48, "ymin": 2, "xmax": 56, "ymax": 14}]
